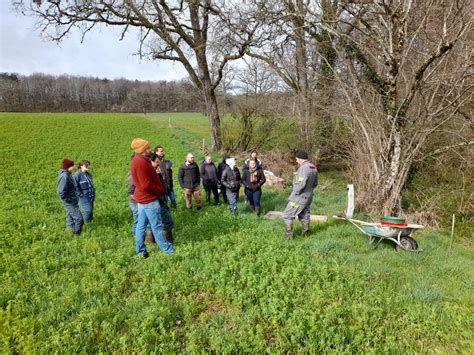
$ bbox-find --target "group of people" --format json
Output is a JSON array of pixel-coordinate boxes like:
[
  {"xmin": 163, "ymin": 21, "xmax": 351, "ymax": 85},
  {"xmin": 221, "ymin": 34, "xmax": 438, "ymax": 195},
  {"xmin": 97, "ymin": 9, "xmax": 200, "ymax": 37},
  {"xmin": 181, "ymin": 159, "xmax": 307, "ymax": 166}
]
[
  {"xmin": 57, "ymin": 138, "xmax": 318, "ymax": 257},
  {"xmin": 176, "ymin": 150, "xmax": 266, "ymax": 216},
  {"xmin": 57, "ymin": 159, "xmax": 95, "ymax": 235}
]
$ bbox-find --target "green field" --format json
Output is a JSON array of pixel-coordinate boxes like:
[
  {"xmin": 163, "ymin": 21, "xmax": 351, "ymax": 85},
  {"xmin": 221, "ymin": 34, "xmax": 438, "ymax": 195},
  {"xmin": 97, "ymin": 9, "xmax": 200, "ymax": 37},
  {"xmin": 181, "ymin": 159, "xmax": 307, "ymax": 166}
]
[{"xmin": 1, "ymin": 112, "xmax": 473, "ymax": 352}]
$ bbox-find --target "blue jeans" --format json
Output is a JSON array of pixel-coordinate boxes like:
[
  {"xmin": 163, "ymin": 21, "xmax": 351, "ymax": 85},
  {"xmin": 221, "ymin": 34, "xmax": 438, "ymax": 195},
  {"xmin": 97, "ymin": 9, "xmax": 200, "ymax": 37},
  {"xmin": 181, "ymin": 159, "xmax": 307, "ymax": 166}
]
[
  {"xmin": 226, "ymin": 189, "xmax": 239, "ymax": 214},
  {"xmin": 245, "ymin": 188, "xmax": 262, "ymax": 209},
  {"xmin": 165, "ymin": 188, "xmax": 176, "ymax": 208},
  {"xmin": 79, "ymin": 197, "xmax": 94, "ymax": 222},
  {"xmin": 129, "ymin": 200, "xmax": 139, "ymax": 237},
  {"xmin": 136, "ymin": 200, "xmax": 174, "ymax": 255},
  {"xmin": 62, "ymin": 201, "xmax": 84, "ymax": 234},
  {"xmin": 159, "ymin": 197, "xmax": 174, "ymax": 231}
]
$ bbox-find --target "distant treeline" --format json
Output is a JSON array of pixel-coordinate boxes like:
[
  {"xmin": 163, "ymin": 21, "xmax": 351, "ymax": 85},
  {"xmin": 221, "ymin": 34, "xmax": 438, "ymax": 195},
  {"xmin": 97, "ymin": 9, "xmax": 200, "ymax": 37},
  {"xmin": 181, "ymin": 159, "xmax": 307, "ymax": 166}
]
[{"xmin": 0, "ymin": 72, "xmax": 204, "ymax": 112}]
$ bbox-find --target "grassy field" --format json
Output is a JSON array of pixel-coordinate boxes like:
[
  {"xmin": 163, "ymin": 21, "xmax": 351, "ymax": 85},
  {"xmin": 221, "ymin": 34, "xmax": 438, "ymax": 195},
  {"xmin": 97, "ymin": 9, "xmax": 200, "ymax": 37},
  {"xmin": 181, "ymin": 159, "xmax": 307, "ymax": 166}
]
[{"xmin": 0, "ymin": 112, "xmax": 473, "ymax": 352}]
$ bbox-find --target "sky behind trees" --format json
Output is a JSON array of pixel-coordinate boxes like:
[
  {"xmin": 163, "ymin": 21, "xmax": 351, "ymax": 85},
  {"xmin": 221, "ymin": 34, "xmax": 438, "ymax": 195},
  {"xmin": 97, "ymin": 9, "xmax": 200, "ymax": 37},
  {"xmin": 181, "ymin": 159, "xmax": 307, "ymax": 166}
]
[{"xmin": 0, "ymin": 1, "xmax": 187, "ymax": 81}]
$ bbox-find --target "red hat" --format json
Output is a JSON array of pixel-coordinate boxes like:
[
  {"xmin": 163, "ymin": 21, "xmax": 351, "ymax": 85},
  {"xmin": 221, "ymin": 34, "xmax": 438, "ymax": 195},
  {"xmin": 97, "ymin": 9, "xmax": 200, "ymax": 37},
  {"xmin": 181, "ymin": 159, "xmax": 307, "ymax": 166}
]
[{"xmin": 62, "ymin": 159, "xmax": 74, "ymax": 170}]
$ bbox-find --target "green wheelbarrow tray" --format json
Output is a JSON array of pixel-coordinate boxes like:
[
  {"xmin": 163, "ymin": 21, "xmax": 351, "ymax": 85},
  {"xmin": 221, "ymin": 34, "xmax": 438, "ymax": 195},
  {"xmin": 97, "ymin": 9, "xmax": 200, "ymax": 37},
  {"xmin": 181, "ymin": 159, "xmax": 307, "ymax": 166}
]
[{"xmin": 334, "ymin": 216, "xmax": 424, "ymax": 251}]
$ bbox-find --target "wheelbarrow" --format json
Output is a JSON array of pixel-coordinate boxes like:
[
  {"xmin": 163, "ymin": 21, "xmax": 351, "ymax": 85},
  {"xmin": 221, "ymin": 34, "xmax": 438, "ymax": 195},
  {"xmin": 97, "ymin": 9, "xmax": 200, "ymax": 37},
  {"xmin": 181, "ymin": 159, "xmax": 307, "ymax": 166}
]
[
  {"xmin": 333, "ymin": 216, "xmax": 424, "ymax": 251},
  {"xmin": 333, "ymin": 184, "xmax": 424, "ymax": 251}
]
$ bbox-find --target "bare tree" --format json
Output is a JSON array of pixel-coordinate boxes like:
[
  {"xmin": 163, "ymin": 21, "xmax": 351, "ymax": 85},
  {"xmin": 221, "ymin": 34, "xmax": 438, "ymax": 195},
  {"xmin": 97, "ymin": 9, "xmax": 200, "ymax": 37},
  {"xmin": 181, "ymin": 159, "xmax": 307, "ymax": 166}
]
[
  {"xmin": 327, "ymin": 0, "xmax": 473, "ymax": 215},
  {"xmin": 225, "ymin": 58, "xmax": 285, "ymax": 151},
  {"xmin": 243, "ymin": 0, "xmax": 341, "ymax": 154},
  {"xmin": 14, "ymin": 0, "xmax": 257, "ymax": 150}
]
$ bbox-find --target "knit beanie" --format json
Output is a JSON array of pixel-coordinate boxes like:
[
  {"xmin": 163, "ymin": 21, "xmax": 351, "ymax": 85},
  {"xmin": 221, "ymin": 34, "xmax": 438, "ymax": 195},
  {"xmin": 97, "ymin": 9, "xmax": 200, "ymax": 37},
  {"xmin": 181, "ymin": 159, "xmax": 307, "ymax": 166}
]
[
  {"xmin": 131, "ymin": 138, "xmax": 150, "ymax": 154},
  {"xmin": 62, "ymin": 159, "xmax": 74, "ymax": 170},
  {"xmin": 295, "ymin": 150, "xmax": 309, "ymax": 160}
]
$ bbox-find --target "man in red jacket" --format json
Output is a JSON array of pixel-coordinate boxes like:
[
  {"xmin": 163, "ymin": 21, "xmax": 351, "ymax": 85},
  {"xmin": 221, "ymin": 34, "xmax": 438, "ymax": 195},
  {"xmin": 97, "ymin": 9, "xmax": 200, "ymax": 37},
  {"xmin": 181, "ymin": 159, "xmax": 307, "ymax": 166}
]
[{"xmin": 130, "ymin": 138, "xmax": 174, "ymax": 257}]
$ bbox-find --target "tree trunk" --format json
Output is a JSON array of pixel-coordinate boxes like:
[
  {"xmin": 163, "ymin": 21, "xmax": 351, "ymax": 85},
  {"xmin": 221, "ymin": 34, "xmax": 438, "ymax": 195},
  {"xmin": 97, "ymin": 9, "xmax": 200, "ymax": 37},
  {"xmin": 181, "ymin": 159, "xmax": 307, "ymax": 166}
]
[
  {"xmin": 203, "ymin": 85, "xmax": 222, "ymax": 151},
  {"xmin": 293, "ymin": 0, "xmax": 311, "ymax": 151}
]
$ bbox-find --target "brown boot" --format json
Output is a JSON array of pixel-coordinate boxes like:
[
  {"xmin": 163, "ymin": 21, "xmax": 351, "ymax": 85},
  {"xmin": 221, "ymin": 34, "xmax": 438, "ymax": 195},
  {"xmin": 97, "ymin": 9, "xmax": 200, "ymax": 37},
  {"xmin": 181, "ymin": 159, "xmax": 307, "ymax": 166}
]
[
  {"xmin": 146, "ymin": 229, "xmax": 155, "ymax": 243},
  {"xmin": 255, "ymin": 207, "xmax": 260, "ymax": 216},
  {"xmin": 165, "ymin": 230, "xmax": 174, "ymax": 244},
  {"xmin": 301, "ymin": 220, "xmax": 310, "ymax": 237},
  {"xmin": 285, "ymin": 221, "xmax": 293, "ymax": 240}
]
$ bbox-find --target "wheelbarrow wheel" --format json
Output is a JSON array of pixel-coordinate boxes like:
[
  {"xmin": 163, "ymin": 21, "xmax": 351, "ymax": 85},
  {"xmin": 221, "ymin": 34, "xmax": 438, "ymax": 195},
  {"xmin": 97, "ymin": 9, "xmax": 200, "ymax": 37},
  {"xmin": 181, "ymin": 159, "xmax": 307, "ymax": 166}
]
[{"xmin": 397, "ymin": 236, "xmax": 418, "ymax": 251}]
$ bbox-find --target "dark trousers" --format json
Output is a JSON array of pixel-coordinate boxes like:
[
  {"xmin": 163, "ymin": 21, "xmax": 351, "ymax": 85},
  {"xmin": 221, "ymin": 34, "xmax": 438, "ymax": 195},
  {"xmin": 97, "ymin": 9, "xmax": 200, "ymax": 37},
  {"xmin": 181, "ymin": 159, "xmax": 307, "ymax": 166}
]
[
  {"xmin": 203, "ymin": 183, "xmax": 219, "ymax": 204},
  {"xmin": 79, "ymin": 197, "xmax": 94, "ymax": 222},
  {"xmin": 62, "ymin": 201, "xmax": 84, "ymax": 234},
  {"xmin": 245, "ymin": 188, "xmax": 262, "ymax": 209}
]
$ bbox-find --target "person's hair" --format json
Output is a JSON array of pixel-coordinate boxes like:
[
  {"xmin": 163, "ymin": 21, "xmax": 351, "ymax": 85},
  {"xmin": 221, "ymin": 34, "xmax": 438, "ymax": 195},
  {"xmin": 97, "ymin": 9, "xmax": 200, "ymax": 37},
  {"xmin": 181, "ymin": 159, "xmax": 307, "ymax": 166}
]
[
  {"xmin": 154, "ymin": 145, "xmax": 163, "ymax": 152},
  {"xmin": 79, "ymin": 160, "xmax": 90, "ymax": 168},
  {"xmin": 251, "ymin": 150, "xmax": 258, "ymax": 155},
  {"xmin": 150, "ymin": 153, "xmax": 158, "ymax": 162}
]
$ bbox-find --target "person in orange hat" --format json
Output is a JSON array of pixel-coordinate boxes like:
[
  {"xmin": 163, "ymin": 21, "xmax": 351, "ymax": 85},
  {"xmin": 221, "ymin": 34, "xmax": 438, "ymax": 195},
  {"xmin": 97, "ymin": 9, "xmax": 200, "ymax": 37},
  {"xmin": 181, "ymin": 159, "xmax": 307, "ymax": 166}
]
[
  {"xmin": 57, "ymin": 158, "xmax": 83, "ymax": 235},
  {"xmin": 130, "ymin": 138, "xmax": 174, "ymax": 257}
]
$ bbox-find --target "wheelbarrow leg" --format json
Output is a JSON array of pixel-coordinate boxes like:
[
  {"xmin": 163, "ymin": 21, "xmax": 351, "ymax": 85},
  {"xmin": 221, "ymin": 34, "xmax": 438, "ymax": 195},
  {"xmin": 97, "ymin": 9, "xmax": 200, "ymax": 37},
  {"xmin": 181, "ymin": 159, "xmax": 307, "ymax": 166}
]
[{"xmin": 373, "ymin": 236, "xmax": 384, "ymax": 249}]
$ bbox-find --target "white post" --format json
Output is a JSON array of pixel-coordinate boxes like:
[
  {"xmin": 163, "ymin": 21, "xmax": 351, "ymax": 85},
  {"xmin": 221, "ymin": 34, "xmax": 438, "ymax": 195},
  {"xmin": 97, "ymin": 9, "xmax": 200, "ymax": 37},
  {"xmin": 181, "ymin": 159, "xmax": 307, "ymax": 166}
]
[{"xmin": 346, "ymin": 184, "xmax": 355, "ymax": 219}]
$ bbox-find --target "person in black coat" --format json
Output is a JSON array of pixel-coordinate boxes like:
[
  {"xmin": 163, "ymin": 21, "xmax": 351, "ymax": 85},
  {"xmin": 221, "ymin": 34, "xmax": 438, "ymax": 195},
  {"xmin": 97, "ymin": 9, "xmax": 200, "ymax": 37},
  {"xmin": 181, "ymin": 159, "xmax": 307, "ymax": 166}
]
[
  {"xmin": 217, "ymin": 153, "xmax": 229, "ymax": 204},
  {"xmin": 242, "ymin": 159, "xmax": 266, "ymax": 216},
  {"xmin": 178, "ymin": 153, "xmax": 202, "ymax": 210},
  {"xmin": 220, "ymin": 157, "xmax": 241, "ymax": 215},
  {"xmin": 200, "ymin": 155, "xmax": 219, "ymax": 204}
]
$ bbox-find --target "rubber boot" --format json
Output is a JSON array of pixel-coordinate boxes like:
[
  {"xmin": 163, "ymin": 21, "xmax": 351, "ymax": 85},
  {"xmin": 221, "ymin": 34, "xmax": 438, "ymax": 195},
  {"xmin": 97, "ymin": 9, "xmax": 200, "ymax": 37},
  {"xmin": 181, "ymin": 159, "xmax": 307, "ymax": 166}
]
[
  {"xmin": 285, "ymin": 221, "xmax": 293, "ymax": 240},
  {"xmin": 146, "ymin": 229, "xmax": 155, "ymax": 243},
  {"xmin": 301, "ymin": 220, "xmax": 310, "ymax": 237},
  {"xmin": 165, "ymin": 230, "xmax": 174, "ymax": 244}
]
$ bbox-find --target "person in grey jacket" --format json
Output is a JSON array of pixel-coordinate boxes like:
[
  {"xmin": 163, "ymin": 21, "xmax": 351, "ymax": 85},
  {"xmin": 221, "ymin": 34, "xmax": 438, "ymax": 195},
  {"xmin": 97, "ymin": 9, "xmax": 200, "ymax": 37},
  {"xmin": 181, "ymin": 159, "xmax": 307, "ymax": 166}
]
[
  {"xmin": 57, "ymin": 159, "xmax": 83, "ymax": 235},
  {"xmin": 283, "ymin": 150, "xmax": 318, "ymax": 239}
]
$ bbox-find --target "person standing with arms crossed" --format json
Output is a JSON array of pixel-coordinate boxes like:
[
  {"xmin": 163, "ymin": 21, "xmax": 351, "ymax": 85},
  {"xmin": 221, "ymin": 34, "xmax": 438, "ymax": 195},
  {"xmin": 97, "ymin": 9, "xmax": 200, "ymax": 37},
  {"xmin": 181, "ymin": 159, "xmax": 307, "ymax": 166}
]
[
  {"xmin": 130, "ymin": 138, "xmax": 174, "ymax": 257},
  {"xmin": 283, "ymin": 150, "xmax": 318, "ymax": 240}
]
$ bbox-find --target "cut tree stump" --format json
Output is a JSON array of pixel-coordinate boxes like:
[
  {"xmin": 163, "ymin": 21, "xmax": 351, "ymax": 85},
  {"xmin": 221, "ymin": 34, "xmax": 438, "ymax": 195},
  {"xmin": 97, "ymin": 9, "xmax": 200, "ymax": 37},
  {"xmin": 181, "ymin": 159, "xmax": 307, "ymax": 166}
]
[{"xmin": 264, "ymin": 211, "xmax": 328, "ymax": 222}]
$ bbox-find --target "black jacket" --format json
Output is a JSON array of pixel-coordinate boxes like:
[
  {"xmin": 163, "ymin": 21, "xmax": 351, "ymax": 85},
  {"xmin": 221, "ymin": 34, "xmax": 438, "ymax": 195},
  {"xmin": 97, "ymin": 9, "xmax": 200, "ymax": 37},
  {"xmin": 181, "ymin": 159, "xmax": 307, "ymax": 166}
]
[
  {"xmin": 200, "ymin": 162, "xmax": 219, "ymax": 186},
  {"xmin": 178, "ymin": 162, "xmax": 200, "ymax": 189},
  {"xmin": 242, "ymin": 168, "xmax": 266, "ymax": 191},
  {"xmin": 220, "ymin": 165, "xmax": 241, "ymax": 192}
]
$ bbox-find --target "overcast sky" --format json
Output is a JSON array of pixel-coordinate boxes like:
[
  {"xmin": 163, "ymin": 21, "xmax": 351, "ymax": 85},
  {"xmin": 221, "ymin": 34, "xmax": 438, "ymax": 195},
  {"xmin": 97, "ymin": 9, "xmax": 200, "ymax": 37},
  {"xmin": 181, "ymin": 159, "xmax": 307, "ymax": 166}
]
[{"xmin": 0, "ymin": 2, "xmax": 187, "ymax": 82}]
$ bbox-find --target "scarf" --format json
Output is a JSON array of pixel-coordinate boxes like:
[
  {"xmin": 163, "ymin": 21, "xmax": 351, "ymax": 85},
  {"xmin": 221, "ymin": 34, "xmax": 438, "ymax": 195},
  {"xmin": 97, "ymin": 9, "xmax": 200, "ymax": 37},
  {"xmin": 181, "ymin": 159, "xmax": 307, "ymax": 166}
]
[{"xmin": 249, "ymin": 167, "xmax": 258, "ymax": 183}]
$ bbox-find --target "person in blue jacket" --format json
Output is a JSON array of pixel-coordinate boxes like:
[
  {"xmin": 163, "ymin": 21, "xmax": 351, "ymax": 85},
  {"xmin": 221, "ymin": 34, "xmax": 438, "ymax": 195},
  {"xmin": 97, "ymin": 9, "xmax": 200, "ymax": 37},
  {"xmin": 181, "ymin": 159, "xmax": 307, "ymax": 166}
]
[
  {"xmin": 73, "ymin": 160, "xmax": 95, "ymax": 223},
  {"xmin": 58, "ymin": 159, "xmax": 83, "ymax": 235}
]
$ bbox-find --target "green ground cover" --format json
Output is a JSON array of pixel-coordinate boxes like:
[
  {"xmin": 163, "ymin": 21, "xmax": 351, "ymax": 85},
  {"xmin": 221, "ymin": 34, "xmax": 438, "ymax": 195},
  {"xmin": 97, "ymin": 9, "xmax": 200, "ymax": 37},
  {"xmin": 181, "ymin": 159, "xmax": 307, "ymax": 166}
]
[{"xmin": 0, "ymin": 112, "xmax": 472, "ymax": 352}]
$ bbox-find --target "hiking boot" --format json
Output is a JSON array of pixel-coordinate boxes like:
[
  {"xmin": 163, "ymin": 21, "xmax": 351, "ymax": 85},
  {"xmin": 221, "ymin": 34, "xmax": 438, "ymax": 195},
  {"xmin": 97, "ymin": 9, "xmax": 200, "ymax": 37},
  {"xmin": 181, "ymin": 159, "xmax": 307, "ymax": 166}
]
[
  {"xmin": 165, "ymin": 230, "xmax": 174, "ymax": 244},
  {"xmin": 146, "ymin": 229, "xmax": 155, "ymax": 243},
  {"xmin": 255, "ymin": 207, "xmax": 260, "ymax": 216},
  {"xmin": 301, "ymin": 221, "xmax": 310, "ymax": 237},
  {"xmin": 285, "ymin": 221, "xmax": 293, "ymax": 240}
]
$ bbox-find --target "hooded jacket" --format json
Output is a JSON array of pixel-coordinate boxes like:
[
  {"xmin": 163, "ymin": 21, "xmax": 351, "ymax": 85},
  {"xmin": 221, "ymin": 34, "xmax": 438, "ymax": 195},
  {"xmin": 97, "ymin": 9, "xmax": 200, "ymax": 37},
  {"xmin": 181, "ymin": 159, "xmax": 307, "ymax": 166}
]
[{"xmin": 57, "ymin": 169, "xmax": 79, "ymax": 205}]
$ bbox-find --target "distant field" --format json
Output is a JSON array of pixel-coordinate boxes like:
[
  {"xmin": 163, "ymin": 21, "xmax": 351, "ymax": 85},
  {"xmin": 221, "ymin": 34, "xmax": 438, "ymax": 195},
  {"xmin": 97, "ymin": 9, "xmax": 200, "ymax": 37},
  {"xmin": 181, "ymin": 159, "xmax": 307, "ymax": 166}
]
[{"xmin": 0, "ymin": 112, "xmax": 472, "ymax": 352}]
